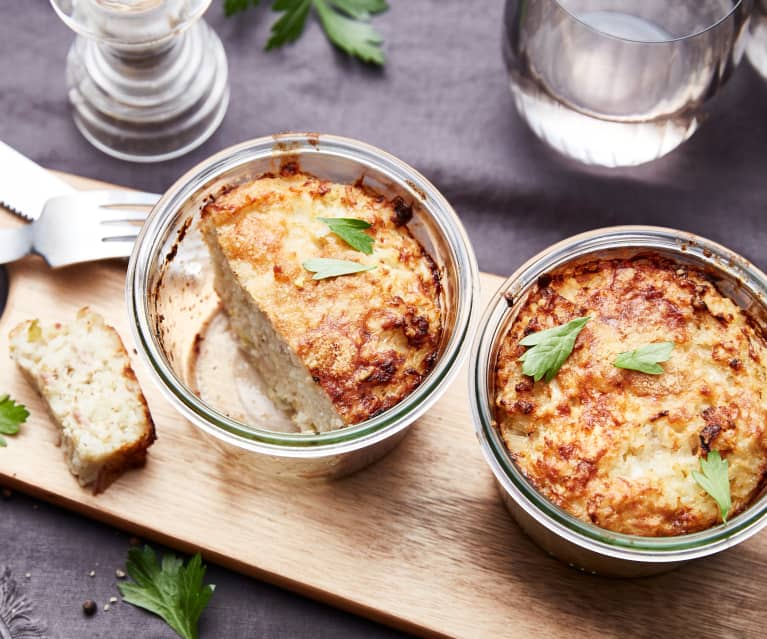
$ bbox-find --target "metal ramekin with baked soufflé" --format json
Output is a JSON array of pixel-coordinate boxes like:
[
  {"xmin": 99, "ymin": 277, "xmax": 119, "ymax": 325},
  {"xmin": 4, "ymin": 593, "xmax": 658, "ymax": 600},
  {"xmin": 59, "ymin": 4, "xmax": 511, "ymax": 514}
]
[{"xmin": 470, "ymin": 227, "xmax": 767, "ymax": 576}]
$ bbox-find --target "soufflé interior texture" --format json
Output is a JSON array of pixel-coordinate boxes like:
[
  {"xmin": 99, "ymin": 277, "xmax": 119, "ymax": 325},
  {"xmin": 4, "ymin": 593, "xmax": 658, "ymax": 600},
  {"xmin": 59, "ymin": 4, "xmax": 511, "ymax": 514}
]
[
  {"xmin": 200, "ymin": 164, "xmax": 443, "ymax": 433},
  {"xmin": 494, "ymin": 256, "xmax": 767, "ymax": 537}
]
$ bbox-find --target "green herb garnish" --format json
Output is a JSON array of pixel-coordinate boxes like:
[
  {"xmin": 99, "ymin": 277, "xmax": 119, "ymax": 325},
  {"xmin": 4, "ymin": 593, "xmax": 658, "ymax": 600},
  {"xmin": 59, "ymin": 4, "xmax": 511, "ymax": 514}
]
[
  {"xmin": 118, "ymin": 546, "xmax": 215, "ymax": 639},
  {"xmin": 225, "ymin": 0, "xmax": 388, "ymax": 66},
  {"xmin": 614, "ymin": 342, "xmax": 674, "ymax": 375},
  {"xmin": 518, "ymin": 317, "xmax": 590, "ymax": 382},
  {"xmin": 692, "ymin": 450, "xmax": 731, "ymax": 523},
  {"xmin": 317, "ymin": 217, "xmax": 374, "ymax": 254},
  {"xmin": 0, "ymin": 394, "xmax": 29, "ymax": 447},
  {"xmin": 303, "ymin": 257, "xmax": 376, "ymax": 280},
  {"xmin": 223, "ymin": 0, "xmax": 259, "ymax": 14}
]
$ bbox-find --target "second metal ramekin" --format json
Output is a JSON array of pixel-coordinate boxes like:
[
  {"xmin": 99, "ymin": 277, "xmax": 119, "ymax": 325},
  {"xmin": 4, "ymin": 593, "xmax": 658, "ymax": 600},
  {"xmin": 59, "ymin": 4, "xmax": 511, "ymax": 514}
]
[
  {"xmin": 470, "ymin": 226, "xmax": 767, "ymax": 577},
  {"xmin": 127, "ymin": 133, "xmax": 479, "ymax": 479}
]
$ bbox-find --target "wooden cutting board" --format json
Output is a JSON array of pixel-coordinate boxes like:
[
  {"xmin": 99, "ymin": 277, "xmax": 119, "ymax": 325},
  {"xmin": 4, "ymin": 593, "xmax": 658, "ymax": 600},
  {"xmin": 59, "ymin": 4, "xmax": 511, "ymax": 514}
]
[{"xmin": 1, "ymin": 173, "xmax": 765, "ymax": 639}]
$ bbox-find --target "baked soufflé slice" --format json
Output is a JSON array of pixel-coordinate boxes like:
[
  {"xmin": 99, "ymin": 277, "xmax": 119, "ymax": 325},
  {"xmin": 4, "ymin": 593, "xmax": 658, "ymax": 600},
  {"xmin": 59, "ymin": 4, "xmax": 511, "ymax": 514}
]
[
  {"xmin": 9, "ymin": 307, "xmax": 156, "ymax": 493},
  {"xmin": 200, "ymin": 166, "xmax": 443, "ymax": 433}
]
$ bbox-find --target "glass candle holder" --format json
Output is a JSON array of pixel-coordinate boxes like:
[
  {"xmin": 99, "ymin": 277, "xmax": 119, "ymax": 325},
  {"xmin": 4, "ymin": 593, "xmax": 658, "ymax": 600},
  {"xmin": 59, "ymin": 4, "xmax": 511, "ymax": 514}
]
[
  {"xmin": 503, "ymin": 0, "xmax": 752, "ymax": 167},
  {"xmin": 747, "ymin": 0, "xmax": 767, "ymax": 78},
  {"xmin": 50, "ymin": 0, "xmax": 230, "ymax": 163}
]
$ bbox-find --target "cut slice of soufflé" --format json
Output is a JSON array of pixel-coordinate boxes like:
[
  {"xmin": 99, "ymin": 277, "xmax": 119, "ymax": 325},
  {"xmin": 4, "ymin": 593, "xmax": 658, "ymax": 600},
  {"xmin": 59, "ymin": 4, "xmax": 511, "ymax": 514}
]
[
  {"xmin": 9, "ymin": 307, "xmax": 156, "ymax": 493},
  {"xmin": 200, "ymin": 166, "xmax": 444, "ymax": 433}
]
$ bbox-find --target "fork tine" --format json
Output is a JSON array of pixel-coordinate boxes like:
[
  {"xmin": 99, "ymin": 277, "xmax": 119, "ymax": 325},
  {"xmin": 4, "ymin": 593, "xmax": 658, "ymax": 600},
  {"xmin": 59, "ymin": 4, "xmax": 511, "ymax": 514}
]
[
  {"xmin": 60, "ymin": 189, "xmax": 160, "ymax": 208},
  {"xmin": 94, "ymin": 241, "xmax": 139, "ymax": 261},
  {"xmin": 97, "ymin": 190, "xmax": 159, "ymax": 207},
  {"xmin": 99, "ymin": 223, "xmax": 141, "ymax": 242},
  {"xmin": 97, "ymin": 208, "xmax": 150, "ymax": 223},
  {"xmin": 46, "ymin": 241, "xmax": 138, "ymax": 268}
]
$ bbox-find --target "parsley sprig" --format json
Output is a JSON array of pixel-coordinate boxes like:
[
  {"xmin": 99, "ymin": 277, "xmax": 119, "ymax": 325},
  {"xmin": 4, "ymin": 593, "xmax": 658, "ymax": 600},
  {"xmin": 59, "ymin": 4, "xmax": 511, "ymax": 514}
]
[
  {"xmin": 692, "ymin": 450, "xmax": 732, "ymax": 523},
  {"xmin": 223, "ymin": 0, "xmax": 260, "ymax": 13},
  {"xmin": 0, "ymin": 394, "xmax": 29, "ymax": 447},
  {"xmin": 318, "ymin": 217, "xmax": 374, "ymax": 254},
  {"xmin": 303, "ymin": 257, "xmax": 376, "ymax": 279},
  {"xmin": 119, "ymin": 546, "xmax": 215, "ymax": 639},
  {"xmin": 518, "ymin": 317, "xmax": 590, "ymax": 382},
  {"xmin": 225, "ymin": 0, "xmax": 388, "ymax": 65},
  {"xmin": 614, "ymin": 342, "xmax": 674, "ymax": 375}
]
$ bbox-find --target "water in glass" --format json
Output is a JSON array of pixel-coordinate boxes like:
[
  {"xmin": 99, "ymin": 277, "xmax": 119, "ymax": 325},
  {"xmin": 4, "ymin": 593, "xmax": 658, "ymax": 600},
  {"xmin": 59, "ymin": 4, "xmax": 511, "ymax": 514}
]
[{"xmin": 503, "ymin": 0, "xmax": 751, "ymax": 167}]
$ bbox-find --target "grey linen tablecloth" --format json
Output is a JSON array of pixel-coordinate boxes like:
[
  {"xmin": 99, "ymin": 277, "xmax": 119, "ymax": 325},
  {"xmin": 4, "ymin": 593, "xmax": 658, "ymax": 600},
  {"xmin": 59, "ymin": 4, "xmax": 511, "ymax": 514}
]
[{"xmin": 2, "ymin": 1, "xmax": 767, "ymax": 637}]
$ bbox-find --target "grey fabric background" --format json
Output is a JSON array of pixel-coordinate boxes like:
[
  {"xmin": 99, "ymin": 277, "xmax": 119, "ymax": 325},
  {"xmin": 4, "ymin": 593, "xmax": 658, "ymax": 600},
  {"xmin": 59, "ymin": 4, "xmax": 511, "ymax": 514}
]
[{"xmin": 1, "ymin": 1, "xmax": 767, "ymax": 638}]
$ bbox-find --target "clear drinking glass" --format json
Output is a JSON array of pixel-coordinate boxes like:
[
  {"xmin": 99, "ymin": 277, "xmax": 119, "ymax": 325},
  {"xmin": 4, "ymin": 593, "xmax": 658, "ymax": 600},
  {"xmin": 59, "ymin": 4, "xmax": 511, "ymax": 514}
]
[
  {"xmin": 50, "ymin": 0, "xmax": 229, "ymax": 162},
  {"xmin": 747, "ymin": 0, "xmax": 767, "ymax": 77},
  {"xmin": 503, "ymin": 0, "xmax": 752, "ymax": 167}
]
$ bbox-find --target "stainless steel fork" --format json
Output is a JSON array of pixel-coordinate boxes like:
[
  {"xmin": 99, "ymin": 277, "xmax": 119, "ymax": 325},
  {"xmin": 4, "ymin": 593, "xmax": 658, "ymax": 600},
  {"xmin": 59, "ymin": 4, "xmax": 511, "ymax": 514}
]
[{"xmin": 0, "ymin": 190, "xmax": 159, "ymax": 267}]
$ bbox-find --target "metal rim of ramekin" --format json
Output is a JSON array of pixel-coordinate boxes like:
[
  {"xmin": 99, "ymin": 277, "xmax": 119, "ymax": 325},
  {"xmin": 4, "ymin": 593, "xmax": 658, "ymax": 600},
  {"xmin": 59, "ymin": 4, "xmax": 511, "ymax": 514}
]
[
  {"xmin": 470, "ymin": 226, "xmax": 767, "ymax": 562},
  {"xmin": 127, "ymin": 133, "xmax": 479, "ymax": 458}
]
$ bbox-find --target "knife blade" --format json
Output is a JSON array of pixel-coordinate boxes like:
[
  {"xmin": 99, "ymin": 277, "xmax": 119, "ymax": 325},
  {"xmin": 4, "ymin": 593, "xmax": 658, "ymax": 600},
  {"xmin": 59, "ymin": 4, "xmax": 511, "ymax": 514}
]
[{"xmin": 0, "ymin": 140, "xmax": 76, "ymax": 220}]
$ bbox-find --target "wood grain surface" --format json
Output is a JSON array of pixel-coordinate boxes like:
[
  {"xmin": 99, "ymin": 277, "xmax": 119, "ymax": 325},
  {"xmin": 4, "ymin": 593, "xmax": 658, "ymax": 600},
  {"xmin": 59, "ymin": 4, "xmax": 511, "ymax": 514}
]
[{"xmin": 0, "ymin": 174, "xmax": 764, "ymax": 639}]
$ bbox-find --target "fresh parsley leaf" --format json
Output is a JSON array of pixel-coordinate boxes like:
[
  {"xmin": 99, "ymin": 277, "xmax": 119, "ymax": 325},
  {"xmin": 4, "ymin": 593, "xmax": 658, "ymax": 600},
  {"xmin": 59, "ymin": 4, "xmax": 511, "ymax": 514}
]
[
  {"xmin": 0, "ymin": 394, "xmax": 29, "ymax": 447},
  {"xmin": 118, "ymin": 546, "xmax": 215, "ymax": 639},
  {"xmin": 224, "ymin": 0, "xmax": 260, "ymax": 16},
  {"xmin": 614, "ymin": 342, "xmax": 674, "ymax": 375},
  {"xmin": 518, "ymin": 317, "xmax": 590, "ymax": 382},
  {"xmin": 266, "ymin": 0, "xmax": 313, "ymax": 50},
  {"xmin": 317, "ymin": 217, "xmax": 374, "ymax": 254},
  {"xmin": 314, "ymin": 0, "xmax": 386, "ymax": 65},
  {"xmin": 325, "ymin": 0, "xmax": 388, "ymax": 19},
  {"xmin": 303, "ymin": 257, "xmax": 376, "ymax": 280},
  {"xmin": 692, "ymin": 450, "xmax": 732, "ymax": 523},
  {"xmin": 248, "ymin": 0, "xmax": 387, "ymax": 64}
]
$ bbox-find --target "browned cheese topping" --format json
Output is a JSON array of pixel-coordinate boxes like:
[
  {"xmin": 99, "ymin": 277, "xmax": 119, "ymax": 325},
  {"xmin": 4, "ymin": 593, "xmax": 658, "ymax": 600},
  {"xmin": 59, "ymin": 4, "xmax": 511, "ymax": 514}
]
[
  {"xmin": 201, "ymin": 166, "xmax": 443, "ymax": 426},
  {"xmin": 494, "ymin": 256, "xmax": 767, "ymax": 536}
]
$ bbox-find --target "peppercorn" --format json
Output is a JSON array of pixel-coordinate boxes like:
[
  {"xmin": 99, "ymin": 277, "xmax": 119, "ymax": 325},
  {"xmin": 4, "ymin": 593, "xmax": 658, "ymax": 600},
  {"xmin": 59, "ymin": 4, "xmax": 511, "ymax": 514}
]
[{"xmin": 82, "ymin": 600, "xmax": 97, "ymax": 616}]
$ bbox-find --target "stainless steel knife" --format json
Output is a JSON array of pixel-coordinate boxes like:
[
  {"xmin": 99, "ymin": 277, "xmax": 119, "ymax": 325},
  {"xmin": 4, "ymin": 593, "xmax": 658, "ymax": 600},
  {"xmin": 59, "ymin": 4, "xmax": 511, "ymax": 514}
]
[{"xmin": 0, "ymin": 140, "xmax": 76, "ymax": 220}]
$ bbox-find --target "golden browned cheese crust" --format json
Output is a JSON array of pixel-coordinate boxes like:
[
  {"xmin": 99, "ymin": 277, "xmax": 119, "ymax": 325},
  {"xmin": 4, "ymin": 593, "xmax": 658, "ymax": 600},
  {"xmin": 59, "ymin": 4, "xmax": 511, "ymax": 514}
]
[
  {"xmin": 494, "ymin": 256, "xmax": 767, "ymax": 536},
  {"xmin": 201, "ymin": 166, "xmax": 443, "ymax": 425}
]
